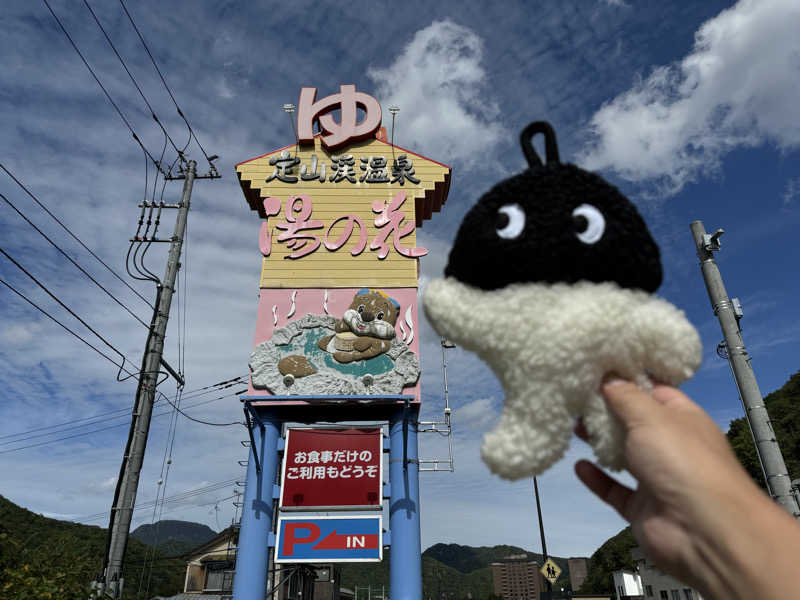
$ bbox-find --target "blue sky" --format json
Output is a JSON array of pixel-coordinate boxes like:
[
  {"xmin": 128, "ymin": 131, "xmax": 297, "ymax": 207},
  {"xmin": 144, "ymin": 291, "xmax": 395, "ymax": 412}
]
[{"xmin": 1, "ymin": 0, "xmax": 799, "ymax": 561}]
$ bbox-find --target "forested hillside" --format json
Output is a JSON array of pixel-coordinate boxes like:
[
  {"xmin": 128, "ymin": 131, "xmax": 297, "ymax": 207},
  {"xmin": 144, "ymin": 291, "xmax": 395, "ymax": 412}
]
[
  {"xmin": 0, "ymin": 495, "xmax": 184, "ymax": 600},
  {"xmin": 577, "ymin": 527, "xmax": 635, "ymax": 594},
  {"xmin": 727, "ymin": 369, "xmax": 800, "ymax": 488}
]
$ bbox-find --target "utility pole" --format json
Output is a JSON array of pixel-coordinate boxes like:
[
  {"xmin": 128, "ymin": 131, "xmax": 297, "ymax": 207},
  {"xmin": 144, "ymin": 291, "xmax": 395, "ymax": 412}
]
[
  {"xmin": 93, "ymin": 161, "xmax": 199, "ymax": 599},
  {"xmin": 533, "ymin": 477, "xmax": 552, "ymax": 600},
  {"xmin": 690, "ymin": 221, "xmax": 800, "ymax": 518}
]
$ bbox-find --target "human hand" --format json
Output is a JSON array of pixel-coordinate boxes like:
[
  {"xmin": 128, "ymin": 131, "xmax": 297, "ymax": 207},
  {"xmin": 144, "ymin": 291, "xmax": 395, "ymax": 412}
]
[{"xmin": 574, "ymin": 379, "xmax": 794, "ymax": 599}]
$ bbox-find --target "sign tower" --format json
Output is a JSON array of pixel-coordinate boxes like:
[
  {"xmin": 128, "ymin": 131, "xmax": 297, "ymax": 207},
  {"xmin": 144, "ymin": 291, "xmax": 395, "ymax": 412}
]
[{"xmin": 233, "ymin": 85, "xmax": 451, "ymax": 600}]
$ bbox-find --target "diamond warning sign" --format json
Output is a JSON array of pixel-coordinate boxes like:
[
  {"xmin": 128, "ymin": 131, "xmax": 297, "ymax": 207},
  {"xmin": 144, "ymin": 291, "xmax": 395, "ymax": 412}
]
[{"xmin": 540, "ymin": 558, "xmax": 561, "ymax": 585}]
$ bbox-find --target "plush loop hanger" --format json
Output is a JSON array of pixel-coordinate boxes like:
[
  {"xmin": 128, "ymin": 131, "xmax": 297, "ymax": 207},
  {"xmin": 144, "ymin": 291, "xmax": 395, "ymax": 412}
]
[{"xmin": 520, "ymin": 121, "xmax": 560, "ymax": 168}]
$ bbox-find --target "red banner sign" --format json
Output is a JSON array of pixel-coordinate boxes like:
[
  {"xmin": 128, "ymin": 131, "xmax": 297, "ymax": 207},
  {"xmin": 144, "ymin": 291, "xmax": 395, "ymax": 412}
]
[{"xmin": 280, "ymin": 428, "xmax": 382, "ymax": 510}]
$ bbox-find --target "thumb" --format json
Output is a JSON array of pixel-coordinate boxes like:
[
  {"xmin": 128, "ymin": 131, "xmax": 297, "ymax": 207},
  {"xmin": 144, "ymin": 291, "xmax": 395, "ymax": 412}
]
[{"xmin": 602, "ymin": 378, "xmax": 661, "ymax": 430}]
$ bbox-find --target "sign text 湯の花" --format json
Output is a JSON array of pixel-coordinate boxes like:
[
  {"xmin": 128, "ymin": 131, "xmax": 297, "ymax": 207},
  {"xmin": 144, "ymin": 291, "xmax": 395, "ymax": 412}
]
[{"xmin": 258, "ymin": 189, "xmax": 427, "ymax": 260}]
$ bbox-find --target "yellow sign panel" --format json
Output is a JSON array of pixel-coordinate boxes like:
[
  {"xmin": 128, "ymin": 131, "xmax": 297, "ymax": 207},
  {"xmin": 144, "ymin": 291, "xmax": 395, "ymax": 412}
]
[
  {"xmin": 540, "ymin": 558, "xmax": 561, "ymax": 585},
  {"xmin": 236, "ymin": 134, "xmax": 450, "ymax": 289}
]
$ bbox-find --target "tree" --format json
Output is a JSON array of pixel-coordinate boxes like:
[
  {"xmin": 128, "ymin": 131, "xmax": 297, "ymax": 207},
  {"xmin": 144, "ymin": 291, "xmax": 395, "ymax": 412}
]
[{"xmin": 726, "ymin": 369, "xmax": 800, "ymax": 491}]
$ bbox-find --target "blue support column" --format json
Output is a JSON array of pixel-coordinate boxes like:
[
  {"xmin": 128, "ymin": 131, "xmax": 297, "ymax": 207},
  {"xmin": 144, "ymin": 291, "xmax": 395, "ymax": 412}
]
[
  {"xmin": 389, "ymin": 405, "xmax": 422, "ymax": 600},
  {"xmin": 234, "ymin": 410, "xmax": 281, "ymax": 600}
]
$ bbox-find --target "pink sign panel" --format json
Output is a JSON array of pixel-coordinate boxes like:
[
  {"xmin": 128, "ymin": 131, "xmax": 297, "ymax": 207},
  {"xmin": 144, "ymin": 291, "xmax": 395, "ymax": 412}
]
[
  {"xmin": 280, "ymin": 428, "xmax": 383, "ymax": 510},
  {"xmin": 247, "ymin": 287, "xmax": 421, "ymax": 403}
]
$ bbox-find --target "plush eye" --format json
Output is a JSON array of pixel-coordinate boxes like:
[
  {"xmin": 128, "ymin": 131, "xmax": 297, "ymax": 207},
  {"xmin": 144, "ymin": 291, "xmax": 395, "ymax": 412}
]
[
  {"xmin": 357, "ymin": 304, "xmax": 365, "ymax": 313},
  {"xmin": 496, "ymin": 203, "xmax": 525, "ymax": 239},
  {"xmin": 571, "ymin": 204, "xmax": 605, "ymax": 244},
  {"xmin": 376, "ymin": 311, "xmax": 384, "ymax": 320}
]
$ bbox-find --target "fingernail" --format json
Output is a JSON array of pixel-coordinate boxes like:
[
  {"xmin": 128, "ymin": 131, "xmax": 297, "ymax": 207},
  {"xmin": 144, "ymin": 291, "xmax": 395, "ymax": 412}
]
[{"xmin": 603, "ymin": 377, "xmax": 629, "ymax": 388}]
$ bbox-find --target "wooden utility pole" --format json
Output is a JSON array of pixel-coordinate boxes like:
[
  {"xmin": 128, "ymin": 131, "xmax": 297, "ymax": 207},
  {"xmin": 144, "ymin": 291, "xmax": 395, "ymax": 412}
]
[{"xmin": 93, "ymin": 161, "xmax": 198, "ymax": 598}]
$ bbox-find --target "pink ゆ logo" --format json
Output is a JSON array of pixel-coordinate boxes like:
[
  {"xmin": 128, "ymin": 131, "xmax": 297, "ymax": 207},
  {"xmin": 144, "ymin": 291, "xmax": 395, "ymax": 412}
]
[{"xmin": 297, "ymin": 85, "xmax": 382, "ymax": 151}]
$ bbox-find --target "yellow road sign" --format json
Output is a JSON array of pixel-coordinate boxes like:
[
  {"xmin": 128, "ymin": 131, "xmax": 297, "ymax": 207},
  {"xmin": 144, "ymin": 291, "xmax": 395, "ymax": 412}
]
[{"xmin": 540, "ymin": 558, "xmax": 561, "ymax": 585}]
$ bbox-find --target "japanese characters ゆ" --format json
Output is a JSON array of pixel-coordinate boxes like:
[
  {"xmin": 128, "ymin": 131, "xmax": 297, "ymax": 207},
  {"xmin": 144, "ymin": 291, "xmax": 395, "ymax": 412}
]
[
  {"xmin": 318, "ymin": 289, "xmax": 400, "ymax": 363},
  {"xmin": 422, "ymin": 121, "xmax": 702, "ymax": 479}
]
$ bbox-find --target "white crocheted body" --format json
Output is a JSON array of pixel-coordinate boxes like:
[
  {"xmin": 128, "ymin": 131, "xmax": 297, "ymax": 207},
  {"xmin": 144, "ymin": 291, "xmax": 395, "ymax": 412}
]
[{"xmin": 422, "ymin": 278, "xmax": 702, "ymax": 479}]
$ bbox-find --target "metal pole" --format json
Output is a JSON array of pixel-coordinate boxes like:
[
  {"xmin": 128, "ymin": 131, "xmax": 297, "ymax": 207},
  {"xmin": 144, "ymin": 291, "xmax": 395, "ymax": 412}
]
[
  {"xmin": 389, "ymin": 405, "xmax": 422, "ymax": 600},
  {"xmin": 690, "ymin": 221, "xmax": 799, "ymax": 517},
  {"xmin": 533, "ymin": 477, "xmax": 552, "ymax": 600},
  {"xmin": 441, "ymin": 339, "xmax": 454, "ymax": 471},
  {"xmin": 234, "ymin": 411, "xmax": 282, "ymax": 600},
  {"xmin": 101, "ymin": 160, "xmax": 197, "ymax": 598}
]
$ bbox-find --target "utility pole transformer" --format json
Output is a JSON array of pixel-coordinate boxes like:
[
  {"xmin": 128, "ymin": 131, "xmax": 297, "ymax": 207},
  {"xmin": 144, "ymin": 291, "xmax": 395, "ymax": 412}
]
[
  {"xmin": 97, "ymin": 161, "xmax": 197, "ymax": 598},
  {"xmin": 690, "ymin": 220, "xmax": 800, "ymax": 518}
]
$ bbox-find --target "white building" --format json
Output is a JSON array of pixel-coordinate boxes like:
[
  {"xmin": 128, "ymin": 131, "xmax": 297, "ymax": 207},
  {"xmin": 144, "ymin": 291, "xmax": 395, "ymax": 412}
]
[
  {"xmin": 631, "ymin": 548, "xmax": 703, "ymax": 600},
  {"xmin": 612, "ymin": 569, "xmax": 643, "ymax": 600}
]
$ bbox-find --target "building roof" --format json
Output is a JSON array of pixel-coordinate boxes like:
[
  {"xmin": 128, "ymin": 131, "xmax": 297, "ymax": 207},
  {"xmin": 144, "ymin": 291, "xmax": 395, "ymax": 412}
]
[
  {"xmin": 491, "ymin": 553, "xmax": 538, "ymax": 564},
  {"xmin": 181, "ymin": 524, "xmax": 236, "ymax": 561}
]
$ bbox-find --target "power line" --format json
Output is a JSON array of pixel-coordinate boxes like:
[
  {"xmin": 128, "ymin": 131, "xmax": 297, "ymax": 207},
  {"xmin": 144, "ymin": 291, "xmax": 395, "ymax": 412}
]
[
  {"xmin": 128, "ymin": 492, "xmax": 237, "ymax": 533},
  {"xmin": 1, "ymin": 191, "xmax": 149, "ymax": 328},
  {"xmin": 0, "ymin": 277, "xmax": 136, "ymax": 380},
  {"xmin": 0, "ymin": 412, "xmax": 131, "ymax": 447},
  {"xmin": 75, "ymin": 478, "xmax": 241, "ymax": 522},
  {"xmin": 1, "ymin": 247, "xmax": 137, "ymax": 377},
  {"xmin": 118, "ymin": 0, "xmax": 218, "ymax": 175},
  {"xmin": 0, "ymin": 389, "xmax": 244, "ymax": 454},
  {"xmin": 82, "ymin": 0, "xmax": 185, "ymax": 162},
  {"xmin": 0, "ymin": 375, "xmax": 247, "ymax": 442},
  {"xmin": 0, "ymin": 404, "xmax": 132, "ymax": 441},
  {"xmin": 0, "ymin": 379, "xmax": 247, "ymax": 444},
  {"xmin": 0, "ymin": 418, "xmax": 138, "ymax": 455},
  {"xmin": 0, "ymin": 162, "xmax": 153, "ymax": 309},
  {"xmin": 41, "ymin": 0, "xmax": 167, "ymax": 175},
  {"xmin": 137, "ymin": 381, "xmax": 183, "ymax": 600},
  {"xmin": 158, "ymin": 391, "xmax": 242, "ymax": 427},
  {"xmin": 0, "ymin": 386, "xmax": 244, "ymax": 445}
]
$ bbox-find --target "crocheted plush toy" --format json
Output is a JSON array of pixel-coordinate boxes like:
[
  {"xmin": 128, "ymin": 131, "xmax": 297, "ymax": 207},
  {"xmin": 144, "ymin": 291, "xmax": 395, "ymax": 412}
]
[{"xmin": 422, "ymin": 122, "xmax": 702, "ymax": 480}]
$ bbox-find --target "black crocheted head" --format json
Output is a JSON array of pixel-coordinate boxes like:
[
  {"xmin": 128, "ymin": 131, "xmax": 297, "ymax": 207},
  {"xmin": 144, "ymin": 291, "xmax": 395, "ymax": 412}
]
[{"xmin": 445, "ymin": 121, "xmax": 662, "ymax": 292}]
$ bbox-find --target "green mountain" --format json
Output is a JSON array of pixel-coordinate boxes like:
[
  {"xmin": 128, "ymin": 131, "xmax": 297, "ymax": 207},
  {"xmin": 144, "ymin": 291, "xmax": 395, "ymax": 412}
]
[
  {"xmin": 0, "ymin": 494, "xmax": 185, "ymax": 600},
  {"xmin": 424, "ymin": 542, "xmax": 570, "ymax": 580},
  {"xmin": 338, "ymin": 544, "xmax": 572, "ymax": 599},
  {"xmin": 727, "ymin": 369, "xmax": 800, "ymax": 489},
  {"xmin": 1, "ymin": 491, "xmax": 581, "ymax": 600},
  {"xmin": 131, "ymin": 519, "xmax": 217, "ymax": 557},
  {"xmin": 424, "ymin": 543, "xmax": 527, "ymax": 574}
]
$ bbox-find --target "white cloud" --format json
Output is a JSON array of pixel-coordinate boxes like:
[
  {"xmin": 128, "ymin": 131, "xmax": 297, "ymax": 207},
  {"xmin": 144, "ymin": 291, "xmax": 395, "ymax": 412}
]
[
  {"xmin": 83, "ymin": 476, "xmax": 118, "ymax": 494},
  {"xmin": 783, "ymin": 177, "xmax": 800, "ymax": 207},
  {"xmin": 368, "ymin": 20, "xmax": 507, "ymax": 168},
  {"xmin": 2, "ymin": 322, "xmax": 39, "ymax": 345},
  {"xmin": 579, "ymin": 0, "xmax": 800, "ymax": 196},
  {"xmin": 455, "ymin": 396, "xmax": 498, "ymax": 430}
]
